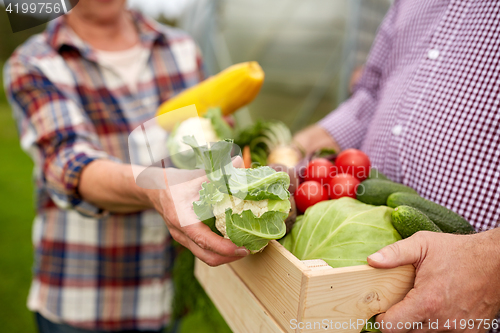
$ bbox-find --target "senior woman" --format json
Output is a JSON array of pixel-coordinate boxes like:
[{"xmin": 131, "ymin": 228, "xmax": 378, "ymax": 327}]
[{"xmin": 4, "ymin": 0, "xmax": 248, "ymax": 332}]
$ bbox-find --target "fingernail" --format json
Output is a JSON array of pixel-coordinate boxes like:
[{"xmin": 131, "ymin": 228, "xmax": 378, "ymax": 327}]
[
  {"xmin": 235, "ymin": 248, "xmax": 250, "ymax": 256},
  {"xmin": 368, "ymin": 252, "xmax": 384, "ymax": 262}
]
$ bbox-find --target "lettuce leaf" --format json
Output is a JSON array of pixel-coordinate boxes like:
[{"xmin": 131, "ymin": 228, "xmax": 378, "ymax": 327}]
[
  {"xmin": 183, "ymin": 136, "xmax": 233, "ymax": 182},
  {"xmin": 226, "ymin": 167, "xmax": 290, "ymax": 200},
  {"xmin": 226, "ymin": 209, "xmax": 288, "ymax": 252},
  {"xmin": 193, "ymin": 182, "xmax": 225, "ymax": 221},
  {"xmin": 184, "ymin": 136, "xmax": 290, "ymax": 200},
  {"xmin": 282, "ymin": 197, "xmax": 401, "ymax": 268}
]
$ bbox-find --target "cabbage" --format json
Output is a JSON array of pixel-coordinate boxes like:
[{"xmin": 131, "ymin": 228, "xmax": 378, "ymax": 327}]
[
  {"xmin": 282, "ymin": 197, "xmax": 401, "ymax": 268},
  {"xmin": 187, "ymin": 137, "xmax": 291, "ymax": 253}
]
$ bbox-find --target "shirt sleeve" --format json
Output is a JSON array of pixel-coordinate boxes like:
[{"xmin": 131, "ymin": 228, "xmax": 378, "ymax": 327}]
[
  {"xmin": 318, "ymin": 2, "xmax": 397, "ymax": 150},
  {"xmin": 4, "ymin": 56, "xmax": 117, "ymax": 217}
]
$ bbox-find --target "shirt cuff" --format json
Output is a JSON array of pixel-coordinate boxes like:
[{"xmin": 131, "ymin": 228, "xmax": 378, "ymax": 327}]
[
  {"xmin": 317, "ymin": 91, "xmax": 374, "ymax": 150},
  {"xmin": 49, "ymin": 153, "xmax": 119, "ymax": 218}
]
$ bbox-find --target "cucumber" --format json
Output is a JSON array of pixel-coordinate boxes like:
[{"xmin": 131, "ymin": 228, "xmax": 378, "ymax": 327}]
[
  {"xmin": 356, "ymin": 179, "xmax": 418, "ymax": 206},
  {"xmin": 387, "ymin": 192, "xmax": 475, "ymax": 234},
  {"xmin": 367, "ymin": 168, "xmax": 389, "ymax": 181},
  {"xmin": 391, "ymin": 206, "xmax": 442, "ymax": 238}
]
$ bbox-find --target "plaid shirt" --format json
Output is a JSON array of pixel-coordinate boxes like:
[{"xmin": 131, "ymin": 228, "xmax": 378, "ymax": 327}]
[
  {"xmin": 319, "ymin": 0, "xmax": 500, "ymax": 234},
  {"xmin": 4, "ymin": 11, "xmax": 203, "ymax": 331}
]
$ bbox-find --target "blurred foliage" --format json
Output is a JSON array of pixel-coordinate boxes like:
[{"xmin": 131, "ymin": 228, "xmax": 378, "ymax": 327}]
[
  {"xmin": 169, "ymin": 245, "xmax": 232, "ymax": 333},
  {"xmin": 0, "ymin": 61, "xmax": 6, "ymax": 105},
  {"xmin": 0, "ymin": 100, "xmax": 37, "ymax": 332},
  {"xmin": 0, "ymin": 6, "xmax": 46, "ymax": 62},
  {"xmin": 0, "ymin": 9, "xmax": 38, "ymax": 330},
  {"xmin": 156, "ymin": 13, "xmax": 178, "ymax": 28}
]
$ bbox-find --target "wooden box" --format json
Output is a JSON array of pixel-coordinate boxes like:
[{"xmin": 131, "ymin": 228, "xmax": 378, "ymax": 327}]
[{"xmin": 195, "ymin": 240, "xmax": 415, "ymax": 333}]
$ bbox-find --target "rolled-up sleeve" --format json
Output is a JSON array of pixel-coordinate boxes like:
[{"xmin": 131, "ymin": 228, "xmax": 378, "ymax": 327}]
[
  {"xmin": 4, "ymin": 57, "xmax": 115, "ymax": 217},
  {"xmin": 318, "ymin": 2, "xmax": 397, "ymax": 150}
]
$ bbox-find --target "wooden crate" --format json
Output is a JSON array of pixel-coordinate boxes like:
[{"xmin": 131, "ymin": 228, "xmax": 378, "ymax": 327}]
[{"xmin": 195, "ymin": 240, "xmax": 415, "ymax": 333}]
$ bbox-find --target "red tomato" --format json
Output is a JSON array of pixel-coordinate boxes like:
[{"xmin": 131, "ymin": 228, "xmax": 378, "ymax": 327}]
[
  {"xmin": 294, "ymin": 181, "xmax": 329, "ymax": 213},
  {"xmin": 304, "ymin": 158, "xmax": 336, "ymax": 185},
  {"xmin": 327, "ymin": 174, "xmax": 360, "ymax": 199},
  {"xmin": 335, "ymin": 149, "xmax": 371, "ymax": 181}
]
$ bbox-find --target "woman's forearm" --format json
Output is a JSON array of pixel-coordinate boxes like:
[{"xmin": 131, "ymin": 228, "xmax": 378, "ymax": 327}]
[
  {"xmin": 78, "ymin": 157, "xmax": 250, "ymax": 265},
  {"xmin": 79, "ymin": 159, "xmax": 155, "ymax": 213}
]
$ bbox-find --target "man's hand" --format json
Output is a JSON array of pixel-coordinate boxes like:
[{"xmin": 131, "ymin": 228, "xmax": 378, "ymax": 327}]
[
  {"xmin": 293, "ymin": 124, "xmax": 341, "ymax": 156},
  {"xmin": 147, "ymin": 164, "xmax": 249, "ymax": 267},
  {"xmin": 368, "ymin": 230, "xmax": 500, "ymax": 333}
]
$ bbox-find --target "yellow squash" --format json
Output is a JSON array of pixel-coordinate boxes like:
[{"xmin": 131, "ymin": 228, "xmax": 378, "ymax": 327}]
[{"xmin": 156, "ymin": 61, "xmax": 264, "ymax": 130}]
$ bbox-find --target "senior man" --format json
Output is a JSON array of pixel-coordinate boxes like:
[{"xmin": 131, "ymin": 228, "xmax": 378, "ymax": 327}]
[
  {"xmin": 4, "ymin": 0, "xmax": 248, "ymax": 332},
  {"xmin": 295, "ymin": 1, "xmax": 500, "ymax": 332}
]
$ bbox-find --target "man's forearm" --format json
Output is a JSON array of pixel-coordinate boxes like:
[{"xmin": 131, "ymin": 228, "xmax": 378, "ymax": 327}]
[{"xmin": 79, "ymin": 159, "xmax": 154, "ymax": 213}]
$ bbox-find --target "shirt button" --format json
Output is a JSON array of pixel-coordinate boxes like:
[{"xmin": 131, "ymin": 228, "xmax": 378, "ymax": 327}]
[
  {"xmin": 392, "ymin": 125, "xmax": 403, "ymax": 136},
  {"xmin": 428, "ymin": 49, "xmax": 440, "ymax": 60}
]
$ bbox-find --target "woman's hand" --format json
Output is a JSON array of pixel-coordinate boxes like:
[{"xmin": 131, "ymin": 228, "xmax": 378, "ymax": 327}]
[
  {"xmin": 368, "ymin": 230, "xmax": 500, "ymax": 333},
  {"xmin": 148, "ymin": 165, "xmax": 249, "ymax": 267},
  {"xmin": 80, "ymin": 158, "xmax": 249, "ymax": 267}
]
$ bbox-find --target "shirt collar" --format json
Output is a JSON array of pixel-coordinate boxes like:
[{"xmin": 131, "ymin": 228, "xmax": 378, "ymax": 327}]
[{"xmin": 45, "ymin": 10, "xmax": 167, "ymax": 61}]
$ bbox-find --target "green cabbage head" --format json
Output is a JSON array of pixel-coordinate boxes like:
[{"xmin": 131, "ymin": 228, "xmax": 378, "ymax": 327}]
[{"xmin": 282, "ymin": 197, "xmax": 401, "ymax": 268}]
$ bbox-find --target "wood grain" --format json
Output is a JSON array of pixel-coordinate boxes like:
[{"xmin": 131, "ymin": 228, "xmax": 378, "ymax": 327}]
[
  {"xmin": 299, "ymin": 264, "xmax": 415, "ymax": 333},
  {"xmin": 229, "ymin": 240, "xmax": 307, "ymax": 332},
  {"xmin": 195, "ymin": 259, "xmax": 284, "ymax": 333},
  {"xmin": 197, "ymin": 239, "xmax": 415, "ymax": 333}
]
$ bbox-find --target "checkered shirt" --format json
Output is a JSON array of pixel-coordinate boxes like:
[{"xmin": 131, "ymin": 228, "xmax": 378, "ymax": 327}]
[
  {"xmin": 319, "ymin": 0, "xmax": 500, "ymax": 234},
  {"xmin": 3, "ymin": 11, "xmax": 203, "ymax": 331}
]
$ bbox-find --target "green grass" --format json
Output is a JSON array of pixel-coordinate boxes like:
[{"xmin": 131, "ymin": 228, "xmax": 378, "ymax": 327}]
[{"xmin": 0, "ymin": 103, "xmax": 37, "ymax": 332}]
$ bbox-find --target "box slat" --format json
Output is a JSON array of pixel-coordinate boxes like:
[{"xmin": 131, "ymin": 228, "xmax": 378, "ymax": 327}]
[
  {"xmin": 229, "ymin": 241, "xmax": 307, "ymax": 333},
  {"xmin": 299, "ymin": 265, "xmax": 415, "ymax": 333},
  {"xmin": 197, "ymin": 240, "xmax": 415, "ymax": 333},
  {"xmin": 195, "ymin": 259, "xmax": 284, "ymax": 333}
]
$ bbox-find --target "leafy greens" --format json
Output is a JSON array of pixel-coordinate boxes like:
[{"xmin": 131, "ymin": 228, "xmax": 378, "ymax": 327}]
[{"xmin": 187, "ymin": 137, "xmax": 291, "ymax": 253}]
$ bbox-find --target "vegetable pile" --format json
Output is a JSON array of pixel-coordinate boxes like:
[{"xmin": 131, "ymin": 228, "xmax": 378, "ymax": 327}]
[
  {"xmin": 162, "ymin": 84, "xmax": 476, "ymax": 332},
  {"xmin": 285, "ymin": 146, "xmax": 475, "ymax": 271},
  {"xmin": 185, "ymin": 137, "xmax": 291, "ymax": 253}
]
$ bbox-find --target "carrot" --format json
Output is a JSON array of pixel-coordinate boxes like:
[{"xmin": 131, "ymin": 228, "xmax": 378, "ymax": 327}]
[{"xmin": 243, "ymin": 145, "xmax": 252, "ymax": 168}]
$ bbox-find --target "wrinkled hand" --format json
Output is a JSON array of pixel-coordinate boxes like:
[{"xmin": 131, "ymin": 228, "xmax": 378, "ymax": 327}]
[
  {"xmin": 368, "ymin": 230, "xmax": 500, "ymax": 333},
  {"xmin": 293, "ymin": 124, "xmax": 340, "ymax": 156},
  {"xmin": 148, "ymin": 157, "xmax": 249, "ymax": 266}
]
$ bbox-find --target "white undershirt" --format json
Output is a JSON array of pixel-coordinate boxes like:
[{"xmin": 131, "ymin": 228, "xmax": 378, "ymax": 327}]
[
  {"xmin": 94, "ymin": 45, "xmax": 149, "ymax": 93},
  {"xmin": 66, "ymin": 27, "xmax": 149, "ymax": 93}
]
